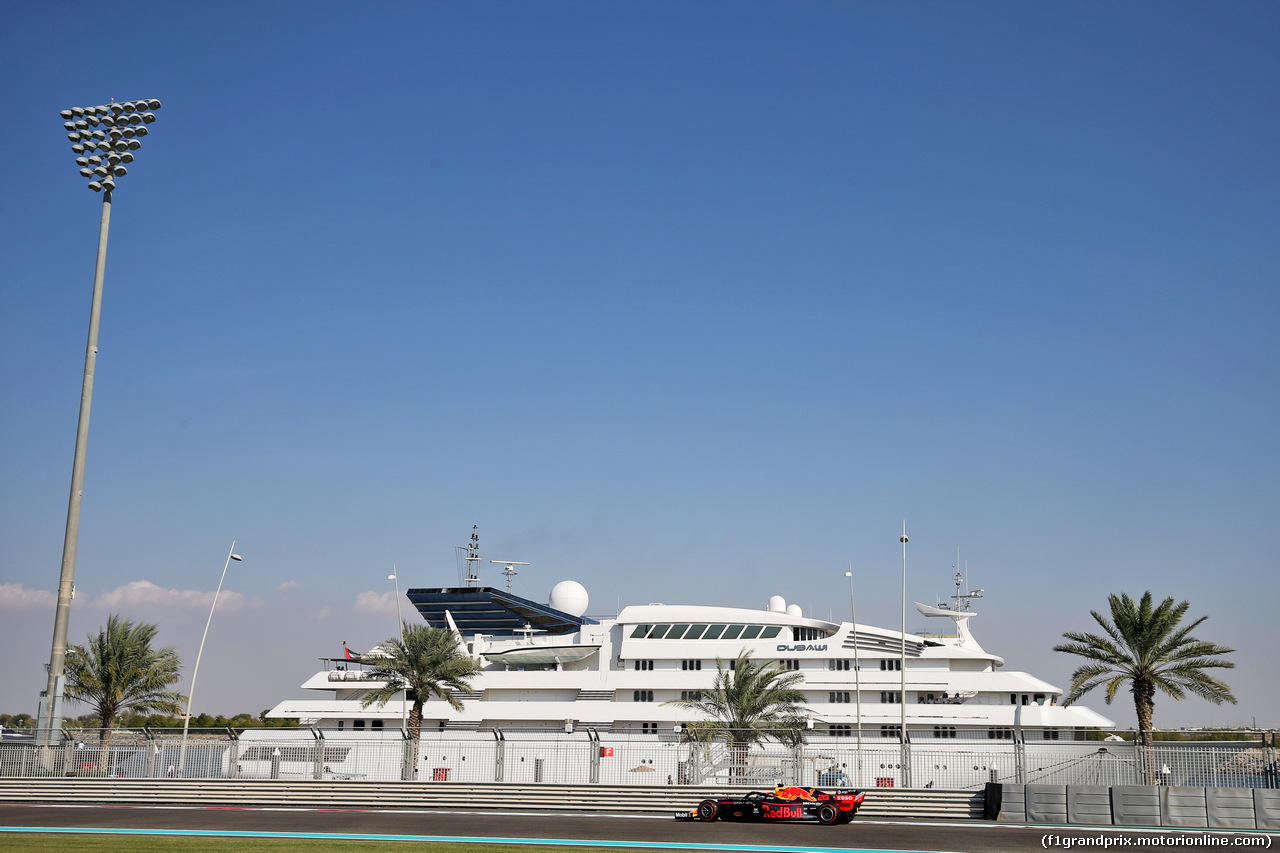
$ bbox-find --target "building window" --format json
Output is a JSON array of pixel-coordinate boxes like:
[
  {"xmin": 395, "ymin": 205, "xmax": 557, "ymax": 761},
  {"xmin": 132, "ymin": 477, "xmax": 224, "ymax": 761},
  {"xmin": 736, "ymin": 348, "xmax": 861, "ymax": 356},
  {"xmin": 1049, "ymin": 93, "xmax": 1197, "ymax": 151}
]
[
  {"xmin": 829, "ymin": 691, "xmax": 851, "ymax": 704},
  {"xmin": 633, "ymin": 660, "xmax": 654, "ymax": 671},
  {"xmin": 880, "ymin": 691, "xmax": 901, "ymax": 704},
  {"xmin": 880, "ymin": 659, "xmax": 901, "ymax": 671},
  {"xmin": 633, "ymin": 690, "xmax": 654, "ymax": 702},
  {"xmin": 681, "ymin": 660, "xmax": 702, "ymax": 671},
  {"xmin": 933, "ymin": 726, "xmax": 956, "ymax": 738}
]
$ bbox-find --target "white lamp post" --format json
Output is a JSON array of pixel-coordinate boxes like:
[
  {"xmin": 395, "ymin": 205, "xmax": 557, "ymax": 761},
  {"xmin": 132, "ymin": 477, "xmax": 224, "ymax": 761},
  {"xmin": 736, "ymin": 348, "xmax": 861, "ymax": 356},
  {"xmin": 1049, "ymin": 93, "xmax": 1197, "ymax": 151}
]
[
  {"xmin": 388, "ymin": 565, "xmax": 407, "ymax": 734},
  {"xmin": 844, "ymin": 566, "xmax": 862, "ymax": 755},
  {"xmin": 38, "ymin": 99, "xmax": 163, "ymax": 745},
  {"xmin": 900, "ymin": 521, "xmax": 910, "ymax": 787},
  {"xmin": 178, "ymin": 542, "xmax": 242, "ymax": 775}
]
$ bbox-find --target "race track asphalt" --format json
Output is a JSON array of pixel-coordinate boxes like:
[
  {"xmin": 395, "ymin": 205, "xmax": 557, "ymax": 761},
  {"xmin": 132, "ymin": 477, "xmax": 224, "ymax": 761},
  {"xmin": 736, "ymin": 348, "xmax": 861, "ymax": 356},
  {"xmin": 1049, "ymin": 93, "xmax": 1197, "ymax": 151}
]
[{"xmin": 2, "ymin": 803, "xmax": 1277, "ymax": 852}]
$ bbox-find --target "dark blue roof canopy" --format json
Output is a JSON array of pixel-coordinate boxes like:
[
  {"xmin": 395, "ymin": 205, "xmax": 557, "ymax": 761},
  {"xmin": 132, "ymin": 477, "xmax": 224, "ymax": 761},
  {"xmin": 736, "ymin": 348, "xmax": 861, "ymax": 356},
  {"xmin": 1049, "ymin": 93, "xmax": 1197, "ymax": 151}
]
[{"xmin": 406, "ymin": 586, "xmax": 596, "ymax": 637}]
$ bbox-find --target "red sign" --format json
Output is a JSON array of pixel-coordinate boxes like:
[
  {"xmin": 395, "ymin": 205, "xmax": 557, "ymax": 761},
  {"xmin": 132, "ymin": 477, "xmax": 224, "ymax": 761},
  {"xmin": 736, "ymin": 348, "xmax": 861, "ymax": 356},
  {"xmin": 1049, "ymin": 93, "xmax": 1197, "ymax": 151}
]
[
  {"xmin": 876, "ymin": 777, "xmax": 895, "ymax": 787},
  {"xmin": 599, "ymin": 747, "xmax": 614, "ymax": 757}
]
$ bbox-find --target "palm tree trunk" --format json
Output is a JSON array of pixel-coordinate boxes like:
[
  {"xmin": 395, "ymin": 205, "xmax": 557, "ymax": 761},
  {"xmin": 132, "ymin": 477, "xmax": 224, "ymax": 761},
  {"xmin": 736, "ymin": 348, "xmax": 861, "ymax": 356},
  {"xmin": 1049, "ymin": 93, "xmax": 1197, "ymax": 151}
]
[
  {"xmin": 407, "ymin": 700, "xmax": 423, "ymax": 780},
  {"xmin": 98, "ymin": 722, "xmax": 114, "ymax": 776},
  {"xmin": 1133, "ymin": 680, "xmax": 1156, "ymax": 783}
]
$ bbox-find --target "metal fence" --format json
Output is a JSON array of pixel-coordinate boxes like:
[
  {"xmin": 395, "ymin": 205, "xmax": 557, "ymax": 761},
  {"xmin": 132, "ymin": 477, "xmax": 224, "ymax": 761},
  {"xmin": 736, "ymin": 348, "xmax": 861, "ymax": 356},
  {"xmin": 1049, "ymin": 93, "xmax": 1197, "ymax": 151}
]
[{"xmin": 2, "ymin": 729, "xmax": 1275, "ymax": 790}]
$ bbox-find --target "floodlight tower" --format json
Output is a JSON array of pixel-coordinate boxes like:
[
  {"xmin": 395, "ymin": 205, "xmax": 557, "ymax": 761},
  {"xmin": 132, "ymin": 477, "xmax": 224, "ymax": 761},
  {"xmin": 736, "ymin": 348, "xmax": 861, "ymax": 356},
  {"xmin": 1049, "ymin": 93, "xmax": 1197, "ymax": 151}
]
[{"xmin": 37, "ymin": 99, "xmax": 162, "ymax": 745}]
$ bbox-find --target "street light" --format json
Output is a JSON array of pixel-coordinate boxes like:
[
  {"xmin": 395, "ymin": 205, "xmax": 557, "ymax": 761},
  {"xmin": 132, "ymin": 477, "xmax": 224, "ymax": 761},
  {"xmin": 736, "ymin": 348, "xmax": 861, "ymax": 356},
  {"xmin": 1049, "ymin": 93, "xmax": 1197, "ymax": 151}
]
[
  {"xmin": 388, "ymin": 565, "xmax": 407, "ymax": 734},
  {"xmin": 178, "ymin": 542, "xmax": 242, "ymax": 776},
  {"xmin": 38, "ymin": 99, "xmax": 163, "ymax": 745},
  {"xmin": 844, "ymin": 566, "xmax": 862, "ymax": 756}
]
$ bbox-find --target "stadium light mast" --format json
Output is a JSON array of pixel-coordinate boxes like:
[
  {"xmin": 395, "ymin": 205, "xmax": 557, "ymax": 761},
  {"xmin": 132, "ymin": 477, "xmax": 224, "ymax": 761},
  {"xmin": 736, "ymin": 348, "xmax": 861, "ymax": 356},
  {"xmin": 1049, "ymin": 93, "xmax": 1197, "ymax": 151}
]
[{"xmin": 37, "ymin": 99, "xmax": 162, "ymax": 745}]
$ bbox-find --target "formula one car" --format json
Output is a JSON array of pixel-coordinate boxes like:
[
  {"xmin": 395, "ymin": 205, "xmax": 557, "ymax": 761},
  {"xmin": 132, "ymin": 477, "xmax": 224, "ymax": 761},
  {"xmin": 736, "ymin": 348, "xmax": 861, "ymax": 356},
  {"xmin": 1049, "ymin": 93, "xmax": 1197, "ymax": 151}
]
[{"xmin": 675, "ymin": 786, "xmax": 866, "ymax": 825}]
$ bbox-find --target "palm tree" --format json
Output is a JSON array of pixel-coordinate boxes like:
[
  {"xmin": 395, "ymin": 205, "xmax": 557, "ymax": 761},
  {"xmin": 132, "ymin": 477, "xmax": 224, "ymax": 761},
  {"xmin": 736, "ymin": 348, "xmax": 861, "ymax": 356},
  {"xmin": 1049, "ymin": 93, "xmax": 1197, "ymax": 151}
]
[
  {"xmin": 1054, "ymin": 591, "xmax": 1236, "ymax": 753},
  {"xmin": 63, "ymin": 615, "xmax": 185, "ymax": 772},
  {"xmin": 359, "ymin": 623, "xmax": 482, "ymax": 778},
  {"xmin": 663, "ymin": 650, "xmax": 809, "ymax": 778}
]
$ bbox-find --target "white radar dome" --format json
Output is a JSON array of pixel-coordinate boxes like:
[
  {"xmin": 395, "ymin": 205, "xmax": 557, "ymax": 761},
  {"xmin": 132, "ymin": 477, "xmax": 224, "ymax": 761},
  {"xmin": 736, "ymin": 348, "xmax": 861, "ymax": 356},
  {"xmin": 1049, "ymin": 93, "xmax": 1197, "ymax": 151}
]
[
  {"xmin": 767, "ymin": 595, "xmax": 786, "ymax": 613},
  {"xmin": 549, "ymin": 580, "xmax": 589, "ymax": 617},
  {"xmin": 786, "ymin": 604, "xmax": 803, "ymax": 618}
]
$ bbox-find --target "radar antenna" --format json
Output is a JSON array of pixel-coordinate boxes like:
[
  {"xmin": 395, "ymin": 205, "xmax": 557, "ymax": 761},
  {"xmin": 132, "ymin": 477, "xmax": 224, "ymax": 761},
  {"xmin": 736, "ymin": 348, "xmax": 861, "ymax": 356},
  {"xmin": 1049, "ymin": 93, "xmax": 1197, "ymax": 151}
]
[{"xmin": 490, "ymin": 559, "xmax": 530, "ymax": 592}]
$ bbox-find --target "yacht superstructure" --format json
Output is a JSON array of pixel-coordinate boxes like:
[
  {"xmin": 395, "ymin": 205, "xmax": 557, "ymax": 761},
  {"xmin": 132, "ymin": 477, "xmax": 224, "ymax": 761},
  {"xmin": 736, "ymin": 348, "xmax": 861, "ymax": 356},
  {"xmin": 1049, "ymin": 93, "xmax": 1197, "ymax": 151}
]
[{"xmin": 267, "ymin": 536, "xmax": 1115, "ymax": 740}]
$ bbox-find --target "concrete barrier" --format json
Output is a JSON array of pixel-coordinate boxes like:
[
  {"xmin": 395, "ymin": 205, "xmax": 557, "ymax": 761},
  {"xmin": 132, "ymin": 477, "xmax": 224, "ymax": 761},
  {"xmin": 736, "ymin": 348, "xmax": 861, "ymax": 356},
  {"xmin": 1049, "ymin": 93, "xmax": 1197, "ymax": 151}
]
[
  {"xmin": 1024, "ymin": 784, "xmax": 1068, "ymax": 824},
  {"xmin": 1159, "ymin": 786, "xmax": 1207, "ymax": 828},
  {"xmin": 1066, "ymin": 785, "xmax": 1111, "ymax": 825},
  {"xmin": 996, "ymin": 783, "xmax": 1026, "ymax": 822},
  {"xmin": 1206, "ymin": 787, "xmax": 1255, "ymax": 830},
  {"xmin": 1111, "ymin": 785, "xmax": 1161, "ymax": 826},
  {"xmin": 0, "ymin": 779, "xmax": 982, "ymax": 820},
  {"xmin": 1253, "ymin": 789, "xmax": 1280, "ymax": 832}
]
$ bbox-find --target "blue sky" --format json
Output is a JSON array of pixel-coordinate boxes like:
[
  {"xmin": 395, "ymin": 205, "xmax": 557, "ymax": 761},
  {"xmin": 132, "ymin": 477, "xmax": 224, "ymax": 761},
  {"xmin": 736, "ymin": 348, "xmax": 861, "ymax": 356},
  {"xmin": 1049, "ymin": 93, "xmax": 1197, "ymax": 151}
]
[{"xmin": 1, "ymin": 2, "xmax": 1276, "ymax": 729}]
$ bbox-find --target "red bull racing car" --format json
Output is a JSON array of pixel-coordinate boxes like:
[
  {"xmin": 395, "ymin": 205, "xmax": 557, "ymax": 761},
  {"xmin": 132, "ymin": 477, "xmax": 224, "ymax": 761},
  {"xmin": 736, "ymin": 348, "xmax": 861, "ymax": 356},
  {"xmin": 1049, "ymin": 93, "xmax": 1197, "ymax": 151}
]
[{"xmin": 676, "ymin": 785, "xmax": 866, "ymax": 825}]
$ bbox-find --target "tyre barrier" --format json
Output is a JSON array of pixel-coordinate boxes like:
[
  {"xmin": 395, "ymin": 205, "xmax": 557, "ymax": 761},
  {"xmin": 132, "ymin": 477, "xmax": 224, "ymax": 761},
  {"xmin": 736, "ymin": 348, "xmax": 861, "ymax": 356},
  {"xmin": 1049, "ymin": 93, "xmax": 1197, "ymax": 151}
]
[{"xmin": 991, "ymin": 783, "xmax": 1280, "ymax": 830}]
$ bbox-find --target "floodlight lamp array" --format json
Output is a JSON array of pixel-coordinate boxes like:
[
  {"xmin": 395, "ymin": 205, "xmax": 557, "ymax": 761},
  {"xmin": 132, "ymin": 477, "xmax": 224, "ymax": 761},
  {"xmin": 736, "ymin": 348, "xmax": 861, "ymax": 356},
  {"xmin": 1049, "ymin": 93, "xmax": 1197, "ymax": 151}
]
[{"xmin": 60, "ymin": 99, "xmax": 161, "ymax": 192}]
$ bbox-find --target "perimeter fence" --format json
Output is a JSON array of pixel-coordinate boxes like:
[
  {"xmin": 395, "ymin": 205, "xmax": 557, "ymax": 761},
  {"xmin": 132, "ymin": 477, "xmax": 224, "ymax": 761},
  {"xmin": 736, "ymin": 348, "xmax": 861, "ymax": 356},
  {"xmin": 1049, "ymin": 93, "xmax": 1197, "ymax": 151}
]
[{"xmin": 1, "ymin": 728, "xmax": 1276, "ymax": 790}]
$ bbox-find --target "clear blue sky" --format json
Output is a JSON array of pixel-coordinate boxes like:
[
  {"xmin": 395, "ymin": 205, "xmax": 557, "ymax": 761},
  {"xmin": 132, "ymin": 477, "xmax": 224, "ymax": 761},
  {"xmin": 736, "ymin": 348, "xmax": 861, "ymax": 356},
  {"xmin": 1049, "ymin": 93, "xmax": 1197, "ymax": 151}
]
[{"xmin": 2, "ymin": 2, "xmax": 1276, "ymax": 729}]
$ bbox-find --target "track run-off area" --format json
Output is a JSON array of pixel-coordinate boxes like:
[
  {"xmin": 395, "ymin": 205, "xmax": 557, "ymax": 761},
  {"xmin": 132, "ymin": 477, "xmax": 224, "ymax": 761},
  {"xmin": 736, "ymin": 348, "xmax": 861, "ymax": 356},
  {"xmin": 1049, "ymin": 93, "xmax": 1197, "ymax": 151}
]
[{"xmin": 1, "ymin": 803, "xmax": 1277, "ymax": 853}]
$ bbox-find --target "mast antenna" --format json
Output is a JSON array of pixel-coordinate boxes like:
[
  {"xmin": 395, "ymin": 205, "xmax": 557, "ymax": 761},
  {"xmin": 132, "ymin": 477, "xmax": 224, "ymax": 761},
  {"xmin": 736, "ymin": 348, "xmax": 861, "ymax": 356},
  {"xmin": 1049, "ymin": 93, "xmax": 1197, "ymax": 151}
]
[{"xmin": 490, "ymin": 559, "xmax": 530, "ymax": 592}]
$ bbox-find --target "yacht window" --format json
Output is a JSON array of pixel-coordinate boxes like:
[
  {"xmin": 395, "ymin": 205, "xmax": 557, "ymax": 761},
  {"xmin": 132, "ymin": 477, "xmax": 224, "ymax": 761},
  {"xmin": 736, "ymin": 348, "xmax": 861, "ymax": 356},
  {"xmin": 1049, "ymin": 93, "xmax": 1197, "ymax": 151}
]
[
  {"xmin": 630, "ymin": 625, "xmax": 651, "ymax": 639},
  {"xmin": 760, "ymin": 626, "xmax": 781, "ymax": 638},
  {"xmin": 740, "ymin": 626, "xmax": 762, "ymax": 639},
  {"xmin": 721, "ymin": 625, "xmax": 744, "ymax": 639},
  {"xmin": 667, "ymin": 624, "xmax": 690, "ymax": 639},
  {"xmin": 372, "ymin": 720, "xmax": 383, "ymax": 730},
  {"xmin": 702, "ymin": 625, "xmax": 725, "ymax": 639},
  {"xmin": 354, "ymin": 720, "xmax": 365, "ymax": 730},
  {"xmin": 685, "ymin": 624, "xmax": 708, "ymax": 639},
  {"xmin": 1034, "ymin": 694, "xmax": 1045, "ymax": 705},
  {"xmin": 648, "ymin": 625, "xmax": 672, "ymax": 639}
]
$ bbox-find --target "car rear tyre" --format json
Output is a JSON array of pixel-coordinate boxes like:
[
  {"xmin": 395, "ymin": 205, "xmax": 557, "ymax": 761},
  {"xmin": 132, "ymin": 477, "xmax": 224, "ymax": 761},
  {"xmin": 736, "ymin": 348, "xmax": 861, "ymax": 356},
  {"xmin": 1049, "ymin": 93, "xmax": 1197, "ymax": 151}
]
[
  {"xmin": 697, "ymin": 800, "xmax": 719, "ymax": 822},
  {"xmin": 817, "ymin": 804, "xmax": 839, "ymax": 825}
]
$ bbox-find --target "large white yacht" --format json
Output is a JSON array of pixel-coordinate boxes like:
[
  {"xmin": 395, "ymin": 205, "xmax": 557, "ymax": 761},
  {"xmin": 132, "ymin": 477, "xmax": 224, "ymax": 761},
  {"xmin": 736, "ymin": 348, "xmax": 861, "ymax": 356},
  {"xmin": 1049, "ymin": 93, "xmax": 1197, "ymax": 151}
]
[{"xmin": 267, "ymin": 534, "xmax": 1115, "ymax": 740}]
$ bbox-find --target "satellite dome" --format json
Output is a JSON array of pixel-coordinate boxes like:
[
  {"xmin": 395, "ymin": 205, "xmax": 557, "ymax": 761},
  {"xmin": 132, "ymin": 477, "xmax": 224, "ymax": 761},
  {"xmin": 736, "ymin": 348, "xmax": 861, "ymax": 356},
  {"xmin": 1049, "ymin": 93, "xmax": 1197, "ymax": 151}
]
[
  {"xmin": 549, "ymin": 580, "xmax": 589, "ymax": 617},
  {"xmin": 786, "ymin": 604, "xmax": 803, "ymax": 618},
  {"xmin": 767, "ymin": 595, "xmax": 786, "ymax": 613}
]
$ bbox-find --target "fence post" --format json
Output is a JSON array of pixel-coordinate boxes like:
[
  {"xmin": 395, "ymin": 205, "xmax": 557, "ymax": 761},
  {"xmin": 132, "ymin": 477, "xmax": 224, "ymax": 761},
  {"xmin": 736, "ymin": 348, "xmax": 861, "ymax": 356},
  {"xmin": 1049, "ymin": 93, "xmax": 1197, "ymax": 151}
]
[
  {"xmin": 492, "ymin": 729, "xmax": 504, "ymax": 782},
  {"xmin": 226, "ymin": 728, "xmax": 240, "ymax": 779},
  {"xmin": 588, "ymin": 729, "xmax": 600, "ymax": 784},
  {"xmin": 143, "ymin": 729, "xmax": 157, "ymax": 779},
  {"xmin": 402, "ymin": 730, "xmax": 415, "ymax": 782},
  {"xmin": 1014, "ymin": 731, "xmax": 1026, "ymax": 784},
  {"xmin": 310, "ymin": 728, "xmax": 324, "ymax": 780},
  {"xmin": 901, "ymin": 730, "xmax": 912, "ymax": 788}
]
